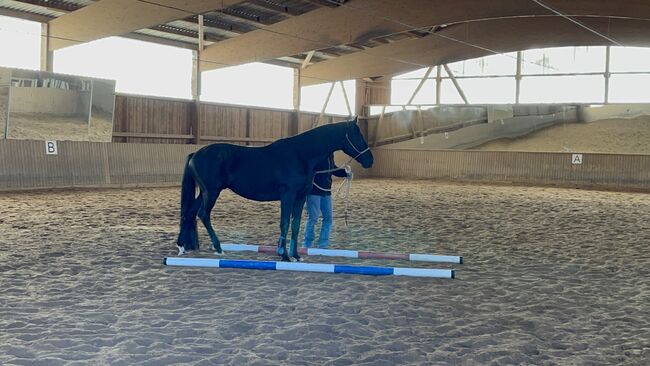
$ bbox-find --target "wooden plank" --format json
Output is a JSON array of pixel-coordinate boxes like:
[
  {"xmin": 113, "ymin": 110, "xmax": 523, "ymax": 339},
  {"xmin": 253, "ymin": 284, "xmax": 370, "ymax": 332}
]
[
  {"xmin": 111, "ymin": 95, "xmax": 345, "ymax": 144},
  {"xmin": 301, "ymin": 16, "xmax": 638, "ymax": 85},
  {"xmin": 48, "ymin": 0, "xmax": 246, "ymax": 50},
  {"xmin": 201, "ymin": 136, "xmax": 275, "ymax": 143},
  {"xmin": 112, "ymin": 132, "xmax": 194, "ymax": 139},
  {"xmin": 201, "ymin": 0, "xmax": 549, "ymax": 71}
]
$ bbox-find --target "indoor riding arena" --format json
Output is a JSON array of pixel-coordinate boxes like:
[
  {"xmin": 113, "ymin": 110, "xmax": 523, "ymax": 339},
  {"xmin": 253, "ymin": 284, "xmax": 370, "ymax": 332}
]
[{"xmin": 1, "ymin": 1, "xmax": 649, "ymax": 365}]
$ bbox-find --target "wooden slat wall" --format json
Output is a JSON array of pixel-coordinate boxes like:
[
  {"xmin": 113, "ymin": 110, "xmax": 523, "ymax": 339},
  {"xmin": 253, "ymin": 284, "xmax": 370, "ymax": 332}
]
[
  {"xmin": 112, "ymin": 94, "xmax": 352, "ymax": 145},
  {"xmin": 201, "ymin": 103, "xmax": 248, "ymax": 144},
  {"xmin": 297, "ymin": 113, "xmax": 319, "ymax": 133},
  {"xmin": 368, "ymin": 111, "xmax": 413, "ymax": 144},
  {"xmin": 296, "ymin": 113, "xmax": 350, "ymax": 134},
  {"xmin": 113, "ymin": 94, "xmax": 193, "ymax": 144},
  {"xmin": 248, "ymin": 109, "xmax": 291, "ymax": 146},
  {"xmin": 367, "ymin": 109, "xmax": 476, "ymax": 146}
]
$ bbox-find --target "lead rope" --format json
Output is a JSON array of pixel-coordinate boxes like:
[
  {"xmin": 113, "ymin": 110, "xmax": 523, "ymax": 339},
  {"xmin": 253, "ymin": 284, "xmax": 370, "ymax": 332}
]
[
  {"xmin": 337, "ymin": 166, "xmax": 352, "ymax": 227},
  {"xmin": 312, "ymin": 134, "xmax": 370, "ymax": 228},
  {"xmin": 312, "ymin": 165, "xmax": 353, "ymax": 226}
]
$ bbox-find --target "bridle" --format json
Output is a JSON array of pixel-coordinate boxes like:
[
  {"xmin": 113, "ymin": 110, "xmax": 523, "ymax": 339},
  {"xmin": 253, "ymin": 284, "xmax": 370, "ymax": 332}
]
[
  {"xmin": 314, "ymin": 133, "xmax": 370, "ymax": 177},
  {"xmin": 345, "ymin": 133, "xmax": 370, "ymax": 161}
]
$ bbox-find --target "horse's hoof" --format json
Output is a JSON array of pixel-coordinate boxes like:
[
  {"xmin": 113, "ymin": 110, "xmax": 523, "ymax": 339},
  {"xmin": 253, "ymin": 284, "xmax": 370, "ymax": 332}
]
[
  {"xmin": 177, "ymin": 246, "xmax": 186, "ymax": 256},
  {"xmin": 292, "ymin": 256, "xmax": 302, "ymax": 262},
  {"xmin": 214, "ymin": 251, "xmax": 223, "ymax": 256}
]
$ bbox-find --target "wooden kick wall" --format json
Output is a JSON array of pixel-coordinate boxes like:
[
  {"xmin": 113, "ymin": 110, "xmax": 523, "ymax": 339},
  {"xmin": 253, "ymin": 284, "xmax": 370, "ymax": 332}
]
[
  {"xmin": 2, "ymin": 140, "xmax": 647, "ymax": 192},
  {"xmin": 367, "ymin": 148, "xmax": 650, "ymax": 192}
]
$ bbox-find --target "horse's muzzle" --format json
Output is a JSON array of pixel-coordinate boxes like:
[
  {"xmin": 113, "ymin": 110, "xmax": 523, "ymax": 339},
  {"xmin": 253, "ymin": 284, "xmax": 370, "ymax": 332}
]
[{"xmin": 361, "ymin": 154, "xmax": 374, "ymax": 168}]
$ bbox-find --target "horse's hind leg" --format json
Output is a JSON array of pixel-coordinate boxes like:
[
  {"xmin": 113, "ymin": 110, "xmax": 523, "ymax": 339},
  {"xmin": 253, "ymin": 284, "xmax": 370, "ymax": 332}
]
[
  {"xmin": 289, "ymin": 196, "xmax": 306, "ymax": 262},
  {"xmin": 276, "ymin": 194, "xmax": 294, "ymax": 262},
  {"xmin": 197, "ymin": 188, "xmax": 223, "ymax": 254},
  {"xmin": 178, "ymin": 193, "xmax": 202, "ymax": 255}
]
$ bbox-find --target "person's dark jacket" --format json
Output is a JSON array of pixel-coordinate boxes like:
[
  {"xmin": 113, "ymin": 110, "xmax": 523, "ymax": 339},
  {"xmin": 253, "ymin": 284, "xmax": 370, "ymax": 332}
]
[{"xmin": 311, "ymin": 155, "xmax": 347, "ymax": 196}]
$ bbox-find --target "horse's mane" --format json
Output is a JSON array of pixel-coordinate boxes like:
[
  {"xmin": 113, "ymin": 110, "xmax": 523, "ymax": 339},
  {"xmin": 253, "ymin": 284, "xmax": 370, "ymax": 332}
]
[{"xmin": 272, "ymin": 121, "xmax": 351, "ymax": 148}]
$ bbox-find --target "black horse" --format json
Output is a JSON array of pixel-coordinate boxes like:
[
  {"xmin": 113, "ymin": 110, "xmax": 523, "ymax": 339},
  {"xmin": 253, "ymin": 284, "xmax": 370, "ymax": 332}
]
[{"xmin": 176, "ymin": 117, "xmax": 374, "ymax": 262}]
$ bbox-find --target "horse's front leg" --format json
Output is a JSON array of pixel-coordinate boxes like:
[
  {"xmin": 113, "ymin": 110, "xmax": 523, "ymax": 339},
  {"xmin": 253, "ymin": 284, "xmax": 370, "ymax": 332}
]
[
  {"xmin": 289, "ymin": 196, "xmax": 307, "ymax": 262},
  {"xmin": 277, "ymin": 194, "xmax": 294, "ymax": 262}
]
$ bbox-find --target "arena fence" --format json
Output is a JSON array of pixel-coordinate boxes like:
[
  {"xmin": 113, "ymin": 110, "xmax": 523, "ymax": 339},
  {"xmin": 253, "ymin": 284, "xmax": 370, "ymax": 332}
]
[
  {"xmin": 0, "ymin": 140, "xmax": 648, "ymax": 192},
  {"xmin": 0, "ymin": 140, "xmax": 197, "ymax": 190},
  {"xmin": 367, "ymin": 148, "xmax": 650, "ymax": 192}
]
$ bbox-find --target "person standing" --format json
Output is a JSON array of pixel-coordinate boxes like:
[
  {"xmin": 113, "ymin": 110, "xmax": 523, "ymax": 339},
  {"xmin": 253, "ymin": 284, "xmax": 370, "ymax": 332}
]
[{"xmin": 302, "ymin": 154, "xmax": 351, "ymax": 249}]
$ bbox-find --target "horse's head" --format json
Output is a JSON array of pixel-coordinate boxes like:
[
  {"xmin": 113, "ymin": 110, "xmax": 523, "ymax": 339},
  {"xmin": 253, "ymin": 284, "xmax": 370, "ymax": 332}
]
[{"xmin": 342, "ymin": 116, "xmax": 373, "ymax": 168}]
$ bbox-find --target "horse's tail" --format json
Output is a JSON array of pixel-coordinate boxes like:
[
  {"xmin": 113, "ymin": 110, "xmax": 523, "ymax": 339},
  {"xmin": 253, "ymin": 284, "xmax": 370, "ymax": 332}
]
[{"xmin": 177, "ymin": 153, "xmax": 199, "ymax": 251}]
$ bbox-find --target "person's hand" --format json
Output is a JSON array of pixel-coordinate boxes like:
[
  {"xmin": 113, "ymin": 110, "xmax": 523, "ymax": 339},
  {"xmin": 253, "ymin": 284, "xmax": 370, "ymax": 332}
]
[{"xmin": 344, "ymin": 165, "xmax": 353, "ymax": 179}]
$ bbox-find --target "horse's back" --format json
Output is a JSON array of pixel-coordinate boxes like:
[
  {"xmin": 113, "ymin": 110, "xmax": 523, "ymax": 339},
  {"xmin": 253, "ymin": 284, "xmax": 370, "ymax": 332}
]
[{"xmin": 190, "ymin": 142, "xmax": 307, "ymax": 201}]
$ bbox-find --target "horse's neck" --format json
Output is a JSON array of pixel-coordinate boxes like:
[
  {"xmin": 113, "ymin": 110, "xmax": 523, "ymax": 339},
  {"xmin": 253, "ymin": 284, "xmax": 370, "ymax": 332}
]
[{"xmin": 291, "ymin": 124, "xmax": 345, "ymax": 162}]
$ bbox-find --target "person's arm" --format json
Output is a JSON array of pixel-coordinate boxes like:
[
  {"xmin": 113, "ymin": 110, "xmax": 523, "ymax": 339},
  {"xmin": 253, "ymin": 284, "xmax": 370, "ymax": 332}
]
[
  {"xmin": 328, "ymin": 156, "xmax": 351, "ymax": 178},
  {"xmin": 332, "ymin": 166, "xmax": 347, "ymax": 178}
]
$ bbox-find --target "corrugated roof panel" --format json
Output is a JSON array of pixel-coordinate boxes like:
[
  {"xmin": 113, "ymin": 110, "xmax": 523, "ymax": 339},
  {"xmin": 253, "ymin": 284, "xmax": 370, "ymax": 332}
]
[{"xmin": 0, "ymin": 0, "xmax": 63, "ymax": 17}]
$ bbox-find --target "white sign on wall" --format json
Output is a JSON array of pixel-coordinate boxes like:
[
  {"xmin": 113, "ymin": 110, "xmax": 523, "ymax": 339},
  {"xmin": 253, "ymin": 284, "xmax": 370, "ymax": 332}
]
[
  {"xmin": 572, "ymin": 153, "xmax": 583, "ymax": 165},
  {"xmin": 45, "ymin": 140, "xmax": 58, "ymax": 155}
]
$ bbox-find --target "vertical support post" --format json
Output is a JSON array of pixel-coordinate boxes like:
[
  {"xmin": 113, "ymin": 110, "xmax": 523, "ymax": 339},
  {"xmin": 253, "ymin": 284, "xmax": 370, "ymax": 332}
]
[
  {"xmin": 401, "ymin": 106, "xmax": 417, "ymax": 139},
  {"xmin": 3, "ymin": 75, "xmax": 10, "ymax": 139},
  {"xmin": 417, "ymin": 105, "xmax": 425, "ymax": 141},
  {"xmin": 87, "ymin": 79, "xmax": 94, "ymax": 136},
  {"xmin": 340, "ymin": 81, "xmax": 352, "ymax": 116},
  {"xmin": 355, "ymin": 79, "xmax": 368, "ymax": 117},
  {"xmin": 245, "ymin": 108, "xmax": 251, "ymax": 145},
  {"xmin": 407, "ymin": 66, "xmax": 433, "ymax": 105},
  {"xmin": 191, "ymin": 15, "xmax": 204, "ymax": 144},
  {"xmin": 374, "ymin": 105, "xmax": 386, "ymax": 146},
  {"xmin": 291, "ymin": 68, "xmax": 301, "ymax": 135},
  {"xmin": 0, "ymin": 60, "xmax": 10, "ymax": 139},
  {"xmin": 515, "ymin": 51, "xmax": 522, "ymax": 104},
  {"xmin": 293, "ymin": 68, "xmax": 301, "ymax": 111},
  {"xmin": 435, "ymin": 65, "xmax": 442, "ymax": 105},
  {"xmin": 355, "ymin": 79, "xmax": 369, "ymax": 138},
  {"xmin": 40, "ymin": 23, "xmax": 53, "ymax": 72},
  {"xmin": 604, "ymin": 46, "xmax": 611, "ymax": 104},
  {"xmin": 315, "ymin": 82, "xmax": 335, "ymax": 128},
  {"xmin": 198, "ymin": 14, "xmax": 205, "ymax": 62},
  {"xmin": 443, "ymin": 64, "xmax": 468, "ymax": 104}
]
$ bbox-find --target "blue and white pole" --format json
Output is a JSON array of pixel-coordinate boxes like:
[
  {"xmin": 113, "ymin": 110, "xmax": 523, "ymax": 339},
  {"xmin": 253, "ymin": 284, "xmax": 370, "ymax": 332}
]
[{"xmin": 163, "ymin": 257, "xmax": 455, "ymax": 279}]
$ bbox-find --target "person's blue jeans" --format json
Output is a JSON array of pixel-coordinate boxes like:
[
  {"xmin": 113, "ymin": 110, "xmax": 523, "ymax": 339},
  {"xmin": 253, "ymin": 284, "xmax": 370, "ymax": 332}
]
[{"xmin": 302, "ymin": 194, "xmax": 333, "ymax": 249}]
